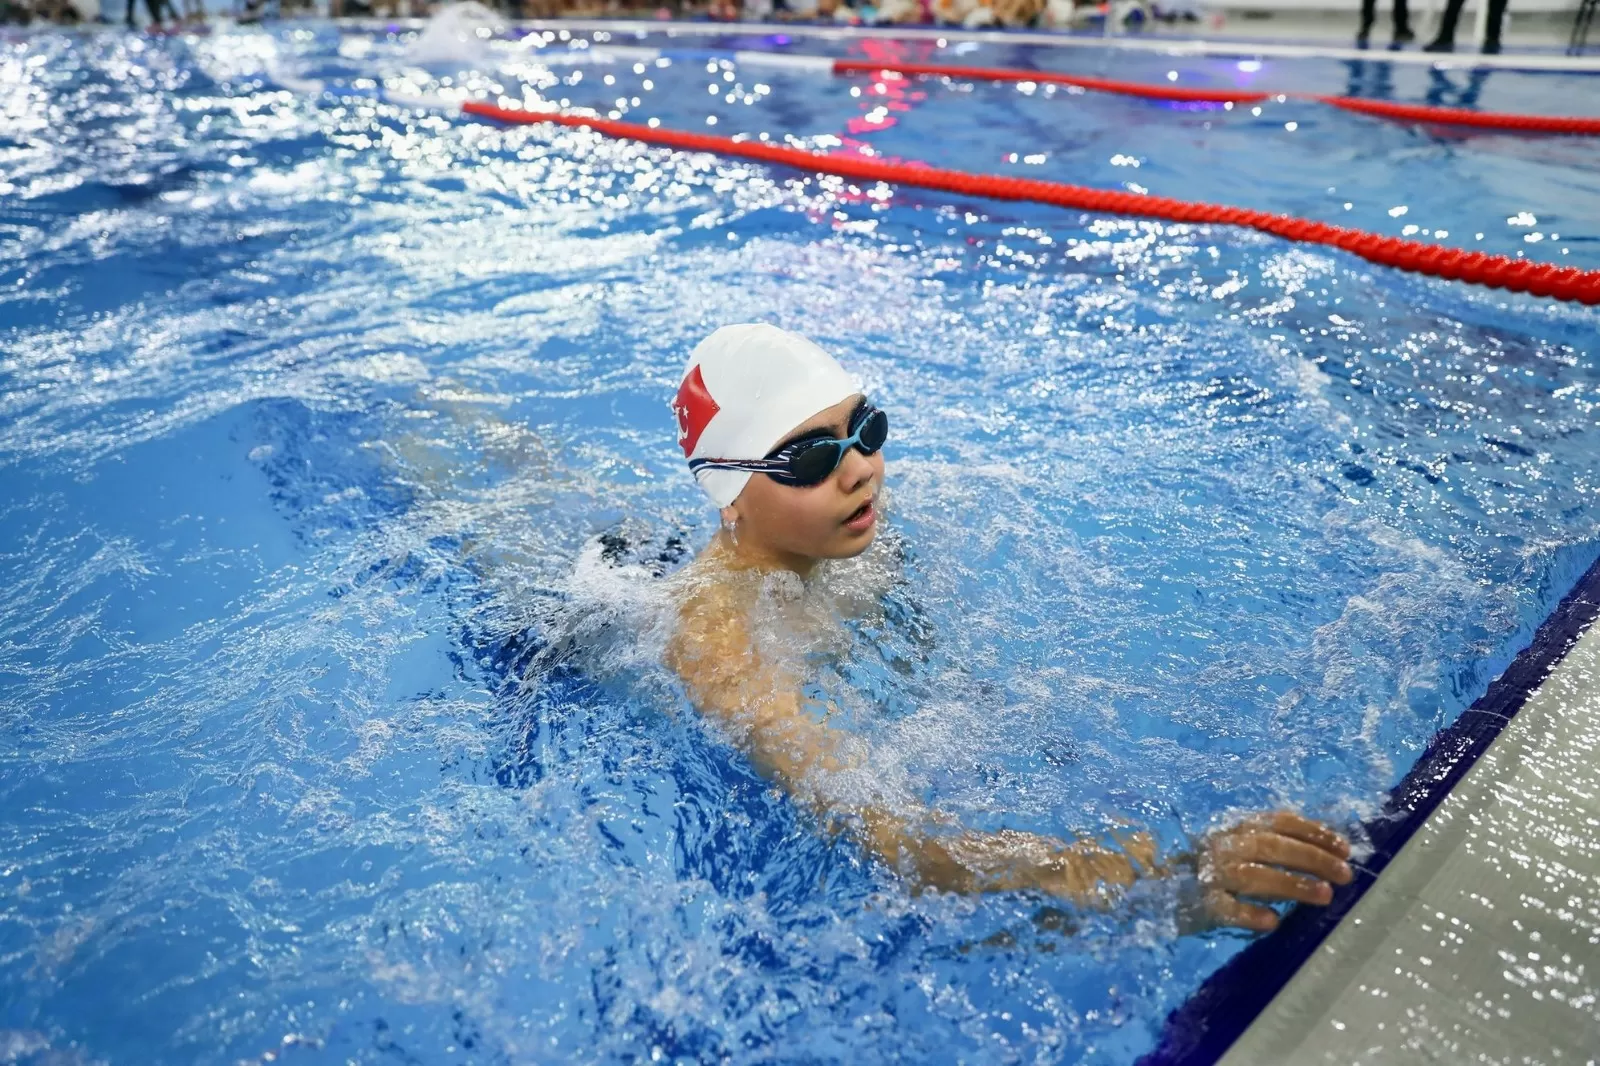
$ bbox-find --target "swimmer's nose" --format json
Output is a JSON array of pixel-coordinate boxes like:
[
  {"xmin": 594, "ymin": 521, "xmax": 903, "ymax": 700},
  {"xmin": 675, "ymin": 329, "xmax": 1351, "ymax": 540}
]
[{"xmin": 836, "ymin": 445, "xmax": 876, "ymax": 493}]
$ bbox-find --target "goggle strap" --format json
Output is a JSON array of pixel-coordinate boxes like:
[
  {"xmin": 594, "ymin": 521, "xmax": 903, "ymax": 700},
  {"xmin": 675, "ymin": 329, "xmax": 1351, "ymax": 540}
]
[
  {"xmin": 687, "ymin": 406, "xmax": 886, "ymax": 484},
  {"xmin": 688, "ymin": 457, "xmax": 788, "ymax": 474}
]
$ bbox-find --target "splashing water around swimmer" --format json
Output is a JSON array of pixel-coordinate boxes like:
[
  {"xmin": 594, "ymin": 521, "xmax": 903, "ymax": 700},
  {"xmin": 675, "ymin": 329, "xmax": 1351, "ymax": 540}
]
[{"xmin": 660, "ymin": 324, "xmax": 1356, "ymax": 932}]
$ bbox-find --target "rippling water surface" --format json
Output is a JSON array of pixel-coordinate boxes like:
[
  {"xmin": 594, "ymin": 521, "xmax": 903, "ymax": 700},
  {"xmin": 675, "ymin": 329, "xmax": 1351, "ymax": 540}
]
[{"xmin": 2, "ymin": 21, "xmax": 1599, "ymax": 1065}]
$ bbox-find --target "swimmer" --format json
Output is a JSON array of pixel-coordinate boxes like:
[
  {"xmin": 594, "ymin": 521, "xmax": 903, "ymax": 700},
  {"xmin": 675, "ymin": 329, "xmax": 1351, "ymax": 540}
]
[{"xmin": 665, "ymin": 324, "xmax": 1354, "ymax": 933}]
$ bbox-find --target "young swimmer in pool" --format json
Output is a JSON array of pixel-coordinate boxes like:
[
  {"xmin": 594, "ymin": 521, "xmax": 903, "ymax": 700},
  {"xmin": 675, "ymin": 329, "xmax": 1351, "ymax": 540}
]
[{"xmin": 665, "ymin": 324, "xmax": 1354, "ymax": 933}]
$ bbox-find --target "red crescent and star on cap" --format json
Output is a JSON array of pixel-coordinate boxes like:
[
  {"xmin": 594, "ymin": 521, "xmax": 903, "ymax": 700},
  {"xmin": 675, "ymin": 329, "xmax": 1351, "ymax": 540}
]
[{"xmin": 673, "ymin": 364, "xmax": 720, "ymax": 458}]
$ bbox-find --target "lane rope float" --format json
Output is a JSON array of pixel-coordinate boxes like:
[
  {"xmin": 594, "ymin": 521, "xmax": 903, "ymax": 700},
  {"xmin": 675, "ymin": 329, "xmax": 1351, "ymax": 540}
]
[
  {"xmin": 465, "ymin": 99, "xmax": 1600, "ymax": 303},
  {"xmin": 1313, "ymin": 94, "xmax": 1600, "ymax": 134},
  {"xmin": 271, "ymin": 69, "xmax": 1600, "ymax": 304},
  {"xmin": 575, "ymin": 45, "xmax": 1600, "ymax": 135},
  {"xmin": 832, "ymin": 57, "xmax": 1600, "ymax": 134}
]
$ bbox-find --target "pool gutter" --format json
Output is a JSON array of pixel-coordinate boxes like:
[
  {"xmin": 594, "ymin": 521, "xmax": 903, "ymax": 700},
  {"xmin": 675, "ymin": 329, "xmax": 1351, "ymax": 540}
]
[{"xmin": 1138, "ymin": 549, "xmax": 1600, "ymax": 1065}]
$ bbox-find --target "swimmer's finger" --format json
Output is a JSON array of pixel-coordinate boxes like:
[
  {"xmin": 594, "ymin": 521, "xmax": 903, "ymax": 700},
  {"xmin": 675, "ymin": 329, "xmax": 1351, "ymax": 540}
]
[
  {"xmin": 1260, "ymin": 812, "xmax": 1351, "ymax": 859},
  {"xmin": 1224, "ymin": 833, "xmax": 1353, "ymax": 885},
  {"xmin": 1204, "ymin": 889, "xmax": 1279, "ymax": 933},
  {"xmin": 1215, "ymin": 862, "xmax": 1334, "ymax": 906}
]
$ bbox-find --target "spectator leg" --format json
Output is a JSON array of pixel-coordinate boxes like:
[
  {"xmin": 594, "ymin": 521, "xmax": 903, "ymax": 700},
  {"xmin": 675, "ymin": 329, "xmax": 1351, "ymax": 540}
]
[
  {"xmin": 1425, "ymin": 0, "xmax": 1467, "ymax": 48},
  {"xmin": 1392, "ymin": 0, "xmax": 1412, "ymax": 38},
  {"xmin": 1482, "ymin": 0, "xmax": 1508, "ymax": 49},
  {"xmin": 1357, "ymin": 0, "xmax": 1377, "ymax": 39}
]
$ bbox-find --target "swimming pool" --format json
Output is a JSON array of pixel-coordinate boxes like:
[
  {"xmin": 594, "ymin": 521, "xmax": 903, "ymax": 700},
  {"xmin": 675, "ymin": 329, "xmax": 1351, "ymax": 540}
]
[{"xmin": 2, "ymin": 18, "xmax": 1598, "ymax": 1065}]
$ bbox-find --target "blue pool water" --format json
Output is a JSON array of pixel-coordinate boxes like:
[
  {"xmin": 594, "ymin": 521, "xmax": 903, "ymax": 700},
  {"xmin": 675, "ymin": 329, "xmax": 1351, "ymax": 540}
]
[{"xmin": 2, "ymin": 20, "xmax": 1599, "ymax": 1065}]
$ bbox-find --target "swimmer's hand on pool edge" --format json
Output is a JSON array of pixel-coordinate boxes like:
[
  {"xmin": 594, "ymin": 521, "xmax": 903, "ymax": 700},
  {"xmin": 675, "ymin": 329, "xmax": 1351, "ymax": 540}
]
[
  {"xmin": 666, "ymin": 596, "xmax": 1351, "ymax": 932},
  {"xmin": 1182, "ymin": 812, "xmax": 1354, "ymax": 933},
  {"xmin": 854, "ymin": 811, "xmax": 1353, "ymax": 934}
]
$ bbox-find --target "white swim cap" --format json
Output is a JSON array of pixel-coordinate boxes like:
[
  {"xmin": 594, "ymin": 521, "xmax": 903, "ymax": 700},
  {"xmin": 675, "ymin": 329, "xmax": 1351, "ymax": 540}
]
[{"xmin": 672, "ymin": 324, "xmax": 861, "ymax": 508}]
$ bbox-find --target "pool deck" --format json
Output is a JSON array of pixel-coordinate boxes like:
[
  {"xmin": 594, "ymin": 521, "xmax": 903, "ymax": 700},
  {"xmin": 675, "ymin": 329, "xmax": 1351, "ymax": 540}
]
[
  {"xmin": 1136, "ymin": 554, "xmax": 1600, "ymax": 1065},
  {"xmin": 1120, "ymin": 541, "xmax": 1593, "ymax": 1062},
  {"xmin": 1219, "ymin": 585, "xmax": 1600, "ymax": 1063}
]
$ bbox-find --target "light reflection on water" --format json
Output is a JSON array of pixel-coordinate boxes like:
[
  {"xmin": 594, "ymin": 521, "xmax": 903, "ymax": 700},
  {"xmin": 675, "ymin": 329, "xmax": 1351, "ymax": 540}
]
[{"xmin": 0, "ymin": 21, "xmax": 1598, "ymax": 1066}]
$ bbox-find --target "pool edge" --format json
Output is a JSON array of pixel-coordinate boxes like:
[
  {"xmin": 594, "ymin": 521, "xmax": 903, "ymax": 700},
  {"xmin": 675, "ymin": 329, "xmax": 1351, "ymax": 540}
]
[
  {"xmin": 498, "ymin": 19, "xmax": 1600, "ymax": 72},
  {"xmin": 1135, "ymin": 547, "xmax": 1600, "ymax": 1066}
]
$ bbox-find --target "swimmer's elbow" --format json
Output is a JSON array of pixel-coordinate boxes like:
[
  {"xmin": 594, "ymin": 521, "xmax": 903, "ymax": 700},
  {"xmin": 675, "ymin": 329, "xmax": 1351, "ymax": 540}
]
[{"xmin": 855, "ymin": 810, "xmax": 984, "ymax": 895}]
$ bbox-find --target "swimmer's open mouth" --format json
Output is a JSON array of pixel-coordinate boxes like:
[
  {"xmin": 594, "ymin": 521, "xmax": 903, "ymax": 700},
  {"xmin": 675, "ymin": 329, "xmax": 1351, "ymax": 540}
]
[{"xmin": 843, "ymin": 499, "xmax": 875, "ymax": 528}]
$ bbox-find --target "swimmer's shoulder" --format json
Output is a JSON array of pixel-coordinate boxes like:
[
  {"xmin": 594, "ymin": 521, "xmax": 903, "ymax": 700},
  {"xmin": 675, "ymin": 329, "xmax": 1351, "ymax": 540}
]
[{"xmin": 664, "ymin": 547, "xmax": 759, "ymax": 673}]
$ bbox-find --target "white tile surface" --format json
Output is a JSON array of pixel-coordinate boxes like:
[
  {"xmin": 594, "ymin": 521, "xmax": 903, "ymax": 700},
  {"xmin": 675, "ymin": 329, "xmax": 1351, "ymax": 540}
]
[{"xmin": 1222, "ymin": 619, "xmax": 1600, "ymax": 1066}]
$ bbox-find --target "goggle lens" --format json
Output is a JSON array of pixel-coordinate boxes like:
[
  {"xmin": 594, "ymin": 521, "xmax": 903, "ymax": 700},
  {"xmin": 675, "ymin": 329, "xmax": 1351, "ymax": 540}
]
[
  {"xmin": 788, "ymin": 442, "xmax": 844, "ymax": 486},
  {"xmin": 780, "ymin": 407, "xmax": 888, "ymax": 487},
  {"xmin": 857, "ymin": 407, "xmax": 888, "ymax": 452}
]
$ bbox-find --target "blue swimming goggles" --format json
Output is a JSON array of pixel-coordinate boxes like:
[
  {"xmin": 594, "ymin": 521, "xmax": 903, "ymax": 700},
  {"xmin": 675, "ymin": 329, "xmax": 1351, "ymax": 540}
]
[{"xmin": 689, "ymin": 401, "xmax": 889, "ymax": 488}]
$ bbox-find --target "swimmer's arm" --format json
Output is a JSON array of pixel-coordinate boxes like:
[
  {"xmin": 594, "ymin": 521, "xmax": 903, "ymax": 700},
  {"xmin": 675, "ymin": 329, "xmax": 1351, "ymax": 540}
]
[
  {"xmin": 667, "ymin": 594, "xmax": 1353, "ymax": 926},
  {"xmin": 667, "ymin": 600, "xmax": 1162, "ymax": 906},
  {"xmin": 874, "ymin": 807, "xmax": 1353, "ymax": 931}
]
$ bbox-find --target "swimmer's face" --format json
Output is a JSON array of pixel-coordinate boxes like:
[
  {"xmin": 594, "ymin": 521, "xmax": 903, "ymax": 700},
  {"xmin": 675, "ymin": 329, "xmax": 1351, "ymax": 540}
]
[{"xmin": 724, "ymin": 394, "xmax": 883, "ymax": 567}]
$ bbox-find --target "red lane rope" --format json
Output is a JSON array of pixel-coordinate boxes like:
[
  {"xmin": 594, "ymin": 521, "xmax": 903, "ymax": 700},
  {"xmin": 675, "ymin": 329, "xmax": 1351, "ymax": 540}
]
[
  {"xmin": 459, "ymin": 100, "xmax": 1600, "ymax": 305},
  {"xmin": 1314, "ymin": 95, "xmax": 1600, "ymax": 134},
  {"xmin": 831, "ymin": 59, "xmax": 1272, "ymax": 104},
  {"xmin": 828, "ymin": 58, "xmax": 1600, "ymax": 135}
]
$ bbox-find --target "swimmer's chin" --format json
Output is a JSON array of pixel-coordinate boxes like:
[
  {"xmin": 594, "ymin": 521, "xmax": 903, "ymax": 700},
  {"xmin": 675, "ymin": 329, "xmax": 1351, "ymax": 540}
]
[
  {"xmin": 829, "ymin": 492, "xmax": 882, "ymax": 554},
  {"xmin": 837, "ymin": 526, "xmax": 877, "ymax": 558}
]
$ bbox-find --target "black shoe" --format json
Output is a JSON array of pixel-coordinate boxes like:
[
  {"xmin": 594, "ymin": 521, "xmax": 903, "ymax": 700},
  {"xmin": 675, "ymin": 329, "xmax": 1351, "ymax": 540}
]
[
  {"xmin": 1481, "ymin": 38, "xmax": 1501, "ymax": 54},
  {"xmin": 1356, "ymin": 32, "xmax": 1371, "ymax": 48},
  {"xmin": 1392, "ymin": 27, "xmax": 1415, "ymax": 44},
  {"xmin": 1423, "ymin": 37, "xmax": 1454, "ymax": 52}
]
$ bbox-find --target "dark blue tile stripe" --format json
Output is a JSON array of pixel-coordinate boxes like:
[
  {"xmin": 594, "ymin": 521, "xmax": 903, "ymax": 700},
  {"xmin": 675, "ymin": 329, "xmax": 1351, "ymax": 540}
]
[{"xmin": 1139, "ymin": 550, "xmax": 1600, "ymax": 1066}]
